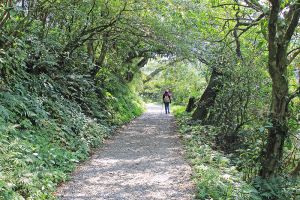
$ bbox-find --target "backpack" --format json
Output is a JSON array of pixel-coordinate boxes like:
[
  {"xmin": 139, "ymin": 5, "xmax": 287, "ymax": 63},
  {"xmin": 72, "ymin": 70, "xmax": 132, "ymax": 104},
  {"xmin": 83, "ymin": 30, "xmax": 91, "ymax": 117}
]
[{"xmin": 163, "ymin": 95, "xmax": 170, "ymax": 103}]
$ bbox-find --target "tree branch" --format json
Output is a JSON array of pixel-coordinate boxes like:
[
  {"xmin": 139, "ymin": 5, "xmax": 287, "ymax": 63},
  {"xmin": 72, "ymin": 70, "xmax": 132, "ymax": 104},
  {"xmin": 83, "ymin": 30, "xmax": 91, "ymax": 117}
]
[
  {"xmin": 0, "ymin": 0, "xmax": 12, "ymax": 29},
  {"xmin": 244, "ymin": 0, "xmax": 264, "ymax": 12},
  {"xmin": 287, "ymin": 87, "xmax": 300, "ymax": 106},
  {"xmin": 136, "ymin": 57, "xmax": 149, "ymax": 70},
  {"xmin": 285, "ymin": 0, "xmax": 300, "ymax": 42},
  {"xmin": 143, "ymin": 66, "xmax": 166, "ymax": 84},
  {"xmin": 288, "ymin": 48, "xmax": 300, "ymax": 64},
  {"xmin": 212, "ymin": 3, "xmax": 251, "ymax": 8},
  {"xmin": 143, "ymin": 59, "xmax": 183, "ymax": 83}
]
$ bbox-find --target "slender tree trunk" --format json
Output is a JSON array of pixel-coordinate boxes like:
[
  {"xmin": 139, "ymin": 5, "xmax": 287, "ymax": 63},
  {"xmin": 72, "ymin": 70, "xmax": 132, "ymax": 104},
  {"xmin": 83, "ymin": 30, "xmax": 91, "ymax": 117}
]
[
  {"xmin": 192, "ymin": 68, "xmax": 222, "ymax": 121},
  {"xmin": 21, "ymin": 0, "xmax": 25, "ymax": 9},
  {"xmin": 90, "ymin": 35, "xmax": 108, "ymax": 77},
  {"xmin": 260, "ymin": 0, "xmax": 300, "ymax": 178},
  {"xmin": 87, "ymin": 39, "xmax": 94, "ymax": 62},
  {"xmin": 260, "ymin": 64, "xmax": 289, "ymax": 177},
  {"xmin": 95, "ymin": 35, "xmax": 108, "ymax": 66}
]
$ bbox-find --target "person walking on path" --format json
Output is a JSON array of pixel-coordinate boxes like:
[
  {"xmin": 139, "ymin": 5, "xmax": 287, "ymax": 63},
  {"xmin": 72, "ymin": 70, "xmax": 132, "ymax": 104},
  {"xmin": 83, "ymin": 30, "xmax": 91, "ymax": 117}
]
[{"xmin": 163, "ymin": 90, "xmax": 172, "ymax": 114}]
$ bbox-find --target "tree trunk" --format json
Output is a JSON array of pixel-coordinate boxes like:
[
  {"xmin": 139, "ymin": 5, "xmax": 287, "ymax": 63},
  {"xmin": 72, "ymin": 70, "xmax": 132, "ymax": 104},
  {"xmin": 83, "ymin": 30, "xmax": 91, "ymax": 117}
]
[
  {"xmin": 192, "ymin": 68, "xmax": 222, "ymax": 121},
  {"xmin": 125, "ymin": 57, "xmax": 149, "ymax": 82},
  {"xmin": 95, "ymin": 35, "xmax": 108, "ymax": 66},
  {"xmin": 90, "ymin": 35, "xmax": 108, "ymax": 77},
  {"xmin": 186, "ymin": 97, "xmax": 196, "ymax": 113},
  {"xmin": 260, "ymin": 50, "xmax": 289, "ymax": 177},
  {"xmin": 87, "ymin": 39, "xmax": 95, "ymax": 62},
  {"xmin": 260, "ymin": 0, "xmax": 300, "ymax": 178},
  {"xmin": 260, "ymin": 80, "xmax": 289, "ymax": 177}
]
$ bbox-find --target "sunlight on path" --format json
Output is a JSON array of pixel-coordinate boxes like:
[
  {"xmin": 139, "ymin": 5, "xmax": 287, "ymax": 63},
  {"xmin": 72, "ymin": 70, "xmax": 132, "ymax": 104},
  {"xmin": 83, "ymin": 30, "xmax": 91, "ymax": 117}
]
[{"xmin": 56, "ymin": 104, "xmax": 194, "ymax": 200}]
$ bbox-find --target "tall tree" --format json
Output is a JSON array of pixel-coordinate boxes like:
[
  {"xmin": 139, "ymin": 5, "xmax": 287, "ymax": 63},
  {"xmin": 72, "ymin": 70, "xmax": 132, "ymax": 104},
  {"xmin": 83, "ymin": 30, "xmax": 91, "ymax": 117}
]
[{"xmin": 260, "ymin": 0, "xmax": 300, "ymax": 178}]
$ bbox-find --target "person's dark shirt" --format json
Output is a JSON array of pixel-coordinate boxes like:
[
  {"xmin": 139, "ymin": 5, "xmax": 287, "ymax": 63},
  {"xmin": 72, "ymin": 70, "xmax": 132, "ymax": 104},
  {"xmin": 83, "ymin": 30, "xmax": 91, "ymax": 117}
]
[{"xmin": 163, "ymin": 92, "xmax": 171, "ymax": 103}]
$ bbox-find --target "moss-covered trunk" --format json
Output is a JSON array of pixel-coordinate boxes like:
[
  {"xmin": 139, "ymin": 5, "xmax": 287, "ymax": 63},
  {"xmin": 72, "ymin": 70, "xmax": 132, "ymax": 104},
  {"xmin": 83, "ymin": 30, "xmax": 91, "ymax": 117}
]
[{"xmin": 260, "ymin": 62, "xmax": 289, "ymax": 177}]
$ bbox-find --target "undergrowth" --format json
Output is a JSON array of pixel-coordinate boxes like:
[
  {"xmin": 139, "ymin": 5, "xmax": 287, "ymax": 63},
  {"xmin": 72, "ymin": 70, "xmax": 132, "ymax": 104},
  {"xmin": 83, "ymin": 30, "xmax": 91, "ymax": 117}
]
[
  {"xmin": 174, "ymin": 108, "xmax": 261, "ymax": 200},
  {"xmin": 0, "ymin": 71, "xmax": 143, "ymax": 199},
  {"xmin": 174, "ymin": 106, "xmax": 299, "ymax": 200}
]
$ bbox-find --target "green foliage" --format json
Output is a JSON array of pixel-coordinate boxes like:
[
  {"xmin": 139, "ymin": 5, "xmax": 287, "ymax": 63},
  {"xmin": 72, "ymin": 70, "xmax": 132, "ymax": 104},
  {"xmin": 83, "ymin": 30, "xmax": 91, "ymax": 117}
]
[
  {"xmin": 205, "ymin": 52, "xmax": 271, "ymax": 153},
  {"xmin": 0, "ymin": 69, "xmax": 143, "ymax": 199},
  {"xmin": 252, "ymin": 176, "xmax": 300, "ymax": 200},
  {"xmin": 175, "ymin": 109, "xmax": 300, "ymax": 200},
  {"xmin": 0, "ymin": 6, "xmax": 144, "ymax": 197},
  {"xmin": 171, "ymin": 105, "xmax": 186, "ymax": 116},
  {"xmin": 142, "ymin": 59, "xmax": 206, "ymax": 104},
  {"xmin": 176, "ymin": 113, "xmax": 261, "ymax": 200},
  {"xmin": 0, "ymin": 0, "xmax": 152, "ymax": 197}
]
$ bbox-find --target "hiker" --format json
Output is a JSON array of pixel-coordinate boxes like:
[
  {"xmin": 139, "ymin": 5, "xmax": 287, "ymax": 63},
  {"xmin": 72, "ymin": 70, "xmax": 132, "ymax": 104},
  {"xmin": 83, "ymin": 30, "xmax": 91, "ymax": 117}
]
[{"xmin": 163, "ymin": 90, "xmax": 171, "ymax": 114}]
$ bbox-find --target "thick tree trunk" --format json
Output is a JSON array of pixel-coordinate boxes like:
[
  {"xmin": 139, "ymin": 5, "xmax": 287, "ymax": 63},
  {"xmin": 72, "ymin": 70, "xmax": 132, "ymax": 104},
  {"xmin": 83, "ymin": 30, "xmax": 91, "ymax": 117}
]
[
  {"xmin": 192, "ymin": 68, "xmax": 222, "ymax": 121},
  {"xmin": 186, "ymin": 97, "xmax": 196, "ymax": 113}
]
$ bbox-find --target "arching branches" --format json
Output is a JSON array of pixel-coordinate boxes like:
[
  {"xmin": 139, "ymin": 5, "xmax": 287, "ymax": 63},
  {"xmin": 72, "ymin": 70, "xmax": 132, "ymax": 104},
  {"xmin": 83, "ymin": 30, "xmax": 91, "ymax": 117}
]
[{"xmin": 0, "ymin": 0, "xmax": 12, "ymax": 29}]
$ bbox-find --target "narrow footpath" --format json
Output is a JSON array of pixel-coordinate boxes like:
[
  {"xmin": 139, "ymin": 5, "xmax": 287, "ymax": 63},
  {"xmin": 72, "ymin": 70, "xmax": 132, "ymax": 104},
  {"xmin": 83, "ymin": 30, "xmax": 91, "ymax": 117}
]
[{"xmin": 56, "ymin": 104, "xmax": 194, "ymax": 200}]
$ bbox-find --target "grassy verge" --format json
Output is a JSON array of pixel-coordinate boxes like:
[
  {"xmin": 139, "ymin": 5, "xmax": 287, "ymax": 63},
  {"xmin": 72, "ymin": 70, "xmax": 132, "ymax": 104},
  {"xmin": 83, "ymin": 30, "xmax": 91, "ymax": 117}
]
[{"xmin": 173, "ymin": 107, "xmax": 261, "ymax": 200}]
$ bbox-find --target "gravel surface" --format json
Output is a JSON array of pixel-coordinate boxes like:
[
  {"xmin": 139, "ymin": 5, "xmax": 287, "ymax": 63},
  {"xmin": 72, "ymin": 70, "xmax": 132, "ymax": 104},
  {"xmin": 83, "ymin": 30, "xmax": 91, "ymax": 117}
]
[{"xmin": 56, "ymin": 104, "xmax": 194, "ymax": 200}]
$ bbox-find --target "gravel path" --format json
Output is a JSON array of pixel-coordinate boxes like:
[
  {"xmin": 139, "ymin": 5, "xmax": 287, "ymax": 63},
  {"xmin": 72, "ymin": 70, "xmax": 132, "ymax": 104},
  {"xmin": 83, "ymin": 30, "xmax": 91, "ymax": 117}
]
[{"xmin": 56, "ymin": 104, "xmax": 194, "ymax": 200}]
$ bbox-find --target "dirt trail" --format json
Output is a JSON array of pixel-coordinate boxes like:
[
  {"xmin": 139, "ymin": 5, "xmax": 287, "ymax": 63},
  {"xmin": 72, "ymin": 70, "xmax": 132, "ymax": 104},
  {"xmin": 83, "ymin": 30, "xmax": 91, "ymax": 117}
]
[{"xmin": 56, "ymin": 104, "xmax": 194, "ymax": 200}]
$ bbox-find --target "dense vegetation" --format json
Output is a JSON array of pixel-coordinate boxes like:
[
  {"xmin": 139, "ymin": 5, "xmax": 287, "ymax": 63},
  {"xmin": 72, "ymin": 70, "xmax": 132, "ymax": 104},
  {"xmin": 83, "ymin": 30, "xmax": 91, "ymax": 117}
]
[{"xmin": 0, "ymin": 0, "xmax": 299, "ymax": 199}]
